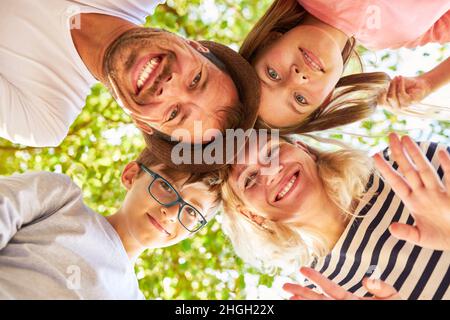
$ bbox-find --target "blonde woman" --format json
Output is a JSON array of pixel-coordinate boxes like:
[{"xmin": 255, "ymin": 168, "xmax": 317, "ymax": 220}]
[
  {"xmin": 220, "ymin": 133, "xmax": 450, "ymax": 299},
  {"xmin": 239, "ymin": 0, "xmax": 450, "ymax": 133}
]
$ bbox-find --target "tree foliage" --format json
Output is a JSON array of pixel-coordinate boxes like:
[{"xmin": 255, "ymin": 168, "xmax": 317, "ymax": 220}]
[{"xmin": 0, "ymin": 0, "xmax": 448, "ymax": 299}]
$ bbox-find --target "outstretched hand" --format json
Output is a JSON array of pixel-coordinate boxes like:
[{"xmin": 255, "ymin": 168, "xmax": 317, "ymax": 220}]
[
  {"xmin": 283, "ymin": 267, "xmax": 401, "ymax": 300},
  {"xmin": 378, "ymin": 75, "xmax": 432, "ymax": 111},
  {"xmin": 373, "ymin": 133, "xmax": 450, "ymax": 251}
]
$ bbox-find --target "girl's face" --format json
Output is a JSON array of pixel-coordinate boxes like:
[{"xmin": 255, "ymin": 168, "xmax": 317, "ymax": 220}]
[
  {"xmin": 254, "ymin": 24, "xmax": 344, "ymax": 128},
  {"xmin": 228, "ymin": 139, "xmax": 328, "ymax": 224}
]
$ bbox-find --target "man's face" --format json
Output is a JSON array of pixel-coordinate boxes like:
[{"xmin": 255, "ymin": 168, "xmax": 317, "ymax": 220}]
[
  {"xmin": 120, "ymin": 162, "xmax": 218, "ymax": 249},
  {"xmin": 104, "ymin": 28, "xmax": 239, "ymax": 143}
]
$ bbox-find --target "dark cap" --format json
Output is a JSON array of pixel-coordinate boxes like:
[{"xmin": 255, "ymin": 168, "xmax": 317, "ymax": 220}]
[{"xmin": 144, "ymin": 40, "xmax": 261, "ymax": 173}]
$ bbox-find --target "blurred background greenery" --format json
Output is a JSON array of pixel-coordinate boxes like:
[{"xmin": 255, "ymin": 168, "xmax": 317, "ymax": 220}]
[{"xmin": 0, "ymin": 0, "xmax": 448, "ymax": 299}]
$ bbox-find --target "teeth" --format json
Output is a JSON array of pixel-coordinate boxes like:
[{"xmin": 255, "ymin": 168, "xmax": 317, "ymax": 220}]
[
  {"xmin": 301, "ymin": 50, "xmax": 321, "ymax": 71},
  {"xmin": 276, "ymin": 175, "xmax": 298, "ymax": 200},
  {"xmin": 137, "ymin": 57, "xmax": 161, "ymax": 90}
]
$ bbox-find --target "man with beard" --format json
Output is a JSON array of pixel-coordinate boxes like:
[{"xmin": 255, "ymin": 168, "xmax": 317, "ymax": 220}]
[{"xmin": 0, "ymin": 0, "xmax": 259, "ymax": 150}]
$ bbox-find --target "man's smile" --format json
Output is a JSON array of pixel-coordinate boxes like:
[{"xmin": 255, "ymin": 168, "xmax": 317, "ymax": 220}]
[{"xmin": 133, "ymin": 55, "xmax": 164, "ymax": 95}]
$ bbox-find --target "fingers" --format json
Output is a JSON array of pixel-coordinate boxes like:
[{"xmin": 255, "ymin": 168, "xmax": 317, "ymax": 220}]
[
  {"xmin": 389, "ymin": 222, "xmax": 421, "ymax": 245},
  {"xmin": 387, "ymin": 77, "xmax": 400, "ymax": 109},
  {"xmin": 386, "ymin": 76, "xmax": 425, "ymax": 110},
  {"xmin": 289, "ymin": 295, "xmax": 305, "ymax": 300},
  {"xmin": 401, "ymin": 136, "xmax": 443, "ymax": 190},
  {"xmin": 377, "ymin": 133, "xmax": 445, "ymax": 203},
  {"xmin": 283, "ymin": 283, "xmax": 329, "ymax": 300},
  {"xmin": 395, "ymin": 76, "xmax": 409, "ymax": 108},
  {"xmin": 438, "ymin": 149, "xmax": 450, "ymax": 191},
  {"xmin": 373, "ymin": 152, "xmax": 412, "ymax": 199},
  {"xmin": 299, "ymin": 267, "xmax": 355, "ymax": 300},
  {"xmin": 377, "ymin": 89, "xmax": 388, "ymax": 107},
  {"xmin": 386, "ymin": 133, "xmax": 443, "ymax": 190},
  {"xmin": 285, "ymin": 270, "xmax": 399, "ymax": 301},
  {"xmin": 388, "ymin": 133, "xmax": 424, "ymax": 189},
  {"xmin": 362, "ymin": 278, "xmax": 401, "ymax": 300}
]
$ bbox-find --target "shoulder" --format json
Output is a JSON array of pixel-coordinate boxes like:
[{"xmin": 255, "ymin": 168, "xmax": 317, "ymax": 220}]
[
  {"xmin": 415, "ymin": 141, "xmax": 449, "ymax": 160},
  {"xmin": 16, "ymin": 171, "xmax": 74, "ymax": 184},
  {"xmin": 39, "ymin": 172, "xmax": 82, "ymax": 197},
  {"xmin": 1, "ymin": 171, "xmax": 81, "ymax": 196}
]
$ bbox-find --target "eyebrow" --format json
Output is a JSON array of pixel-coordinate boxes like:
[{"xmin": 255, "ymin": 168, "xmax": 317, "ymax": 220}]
[
  {"xmin": 188, "ymin": 198, "xmax": 203, "ymax": 211},
  {"xmin": 178, "ymin": 113, "xmax": 189, "ymax": 128},
  {"xmin": 234, "ymin": 164, "xmax": 245, "ymax": 185},
  {"xmin": 157, "ymin": 171, "xmax": 181, "ymax": 189},
  {"xmin": 176, "ymin": 108, "xmax": 190, "ymax": 128},
  {"xmin": 199, "ymin": 64, "xmax": 208, "ymax": 93},
  {"xmin": 237, "ymin": 167, "xmax": 248, "ymax": 192}
]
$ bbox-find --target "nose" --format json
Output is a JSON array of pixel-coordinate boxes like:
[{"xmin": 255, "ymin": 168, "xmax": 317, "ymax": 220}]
[
  {"xmin": 161, "ymin": 206, "xmax": 178, "ymax": 223},
  {"xmin": 155, "ymin": 74, "xmax": 174, "ymax": 97},
  {"xmin": 264, "ymin": 164, "xmax": 284, "ymax": 186},
  {"xmin": 290, "ymin": 64, "xmax": 309, "ymax": 84}
]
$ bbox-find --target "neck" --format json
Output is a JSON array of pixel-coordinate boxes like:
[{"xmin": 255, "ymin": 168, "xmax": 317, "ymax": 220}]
[
  {"xmin": 106, "ymin": 210, "xmax": 145, "ymax": 262},
  {"xmin": 296, "ymin": 196, "xmax": 349, "ymax": 251},
  {"xmin": 70, "ymin": 13, "xmax": 136, "ymax": 82},
  {"xmin": 303, "ymin": 14, "xmax": 349, "ymax": 52}
]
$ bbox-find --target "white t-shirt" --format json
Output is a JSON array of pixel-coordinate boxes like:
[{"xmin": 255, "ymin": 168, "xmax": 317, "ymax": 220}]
[
  {"xmin": 0, "ymin": 172, "xmax": 144, "ymax": 300},
  {"xmin": 0, "ymin": 0, "xmax": 165, "ymax": 147}
]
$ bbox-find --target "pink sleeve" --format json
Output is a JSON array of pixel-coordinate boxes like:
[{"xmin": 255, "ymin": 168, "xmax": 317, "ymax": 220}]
[
  {"xmin": 297, "ymin": 0, "xmax": 449, "ymax": 50},
  {"xmin": 404, "ymin": 11, "xmax": 450, "ymax": 48},
  {"xmin": 296, "ymin": 0, "xmax": 363, "ymax": 38}
]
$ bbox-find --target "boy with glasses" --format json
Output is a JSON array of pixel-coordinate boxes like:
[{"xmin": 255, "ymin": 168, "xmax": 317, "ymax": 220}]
[{"xmin": 0, "ymin": 148, "xmax": 221, "ymax": 299}]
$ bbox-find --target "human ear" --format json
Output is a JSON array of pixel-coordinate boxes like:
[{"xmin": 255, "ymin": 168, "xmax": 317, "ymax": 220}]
[
  {"xmin": 133, "ymin": 118, "xmax": 154, "ymax": 135},
  {"xmin": 294, "ymin": 141, "xmax": 318, "ymax": 161},
  {"xmin": 186, "ymin": 40, "xmax": 210, "ymax": 53},
  {"xmin": 237, "ymin": 205, "xmax": 266, "ymax": 226},
  {"xmin": 121, "ymin": 162, "xmax": 141, "ymax": 190}
]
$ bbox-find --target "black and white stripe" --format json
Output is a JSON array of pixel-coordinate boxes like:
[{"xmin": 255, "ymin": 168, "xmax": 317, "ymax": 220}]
[{"xmin": 306, "ymin": 142, "xmax": 450, "ymax": 300}]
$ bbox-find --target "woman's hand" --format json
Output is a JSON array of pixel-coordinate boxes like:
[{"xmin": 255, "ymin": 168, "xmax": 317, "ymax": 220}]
[
  {"xmin": 283, "ymin": 267, "xmax": 401, "ymax": 300},
  {"xmin": 373, "ymin": 133, "xmax": 450, "ymax": 251},
  {"xmin": 378, "ymin": 75, "xmax": 432, "ymax": 111}
]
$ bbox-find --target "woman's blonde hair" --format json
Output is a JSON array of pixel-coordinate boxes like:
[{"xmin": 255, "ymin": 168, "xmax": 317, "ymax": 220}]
[
  {"xmin": 219, "ymin": 137, "xmax": 374, "ymax": 274},
  {"xmin": 240, "ymin": 0, "xmax": 390, "ymax": 134}
]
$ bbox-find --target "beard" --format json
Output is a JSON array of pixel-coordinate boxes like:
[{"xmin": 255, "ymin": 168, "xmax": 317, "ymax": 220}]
[{"xmin": 102, "ymin": 27, "xmax": 178, "ymax": 105}]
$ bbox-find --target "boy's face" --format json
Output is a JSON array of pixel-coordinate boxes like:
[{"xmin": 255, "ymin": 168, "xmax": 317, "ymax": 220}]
[{"xmin": 119, "ymin": 162, "xmax": 218, "ymax": 249}]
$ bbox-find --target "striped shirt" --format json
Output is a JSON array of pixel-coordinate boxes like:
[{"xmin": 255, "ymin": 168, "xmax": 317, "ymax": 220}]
[{"xmin": 307, "ymin": 141, "xmax": 450, "ymax": 300}]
